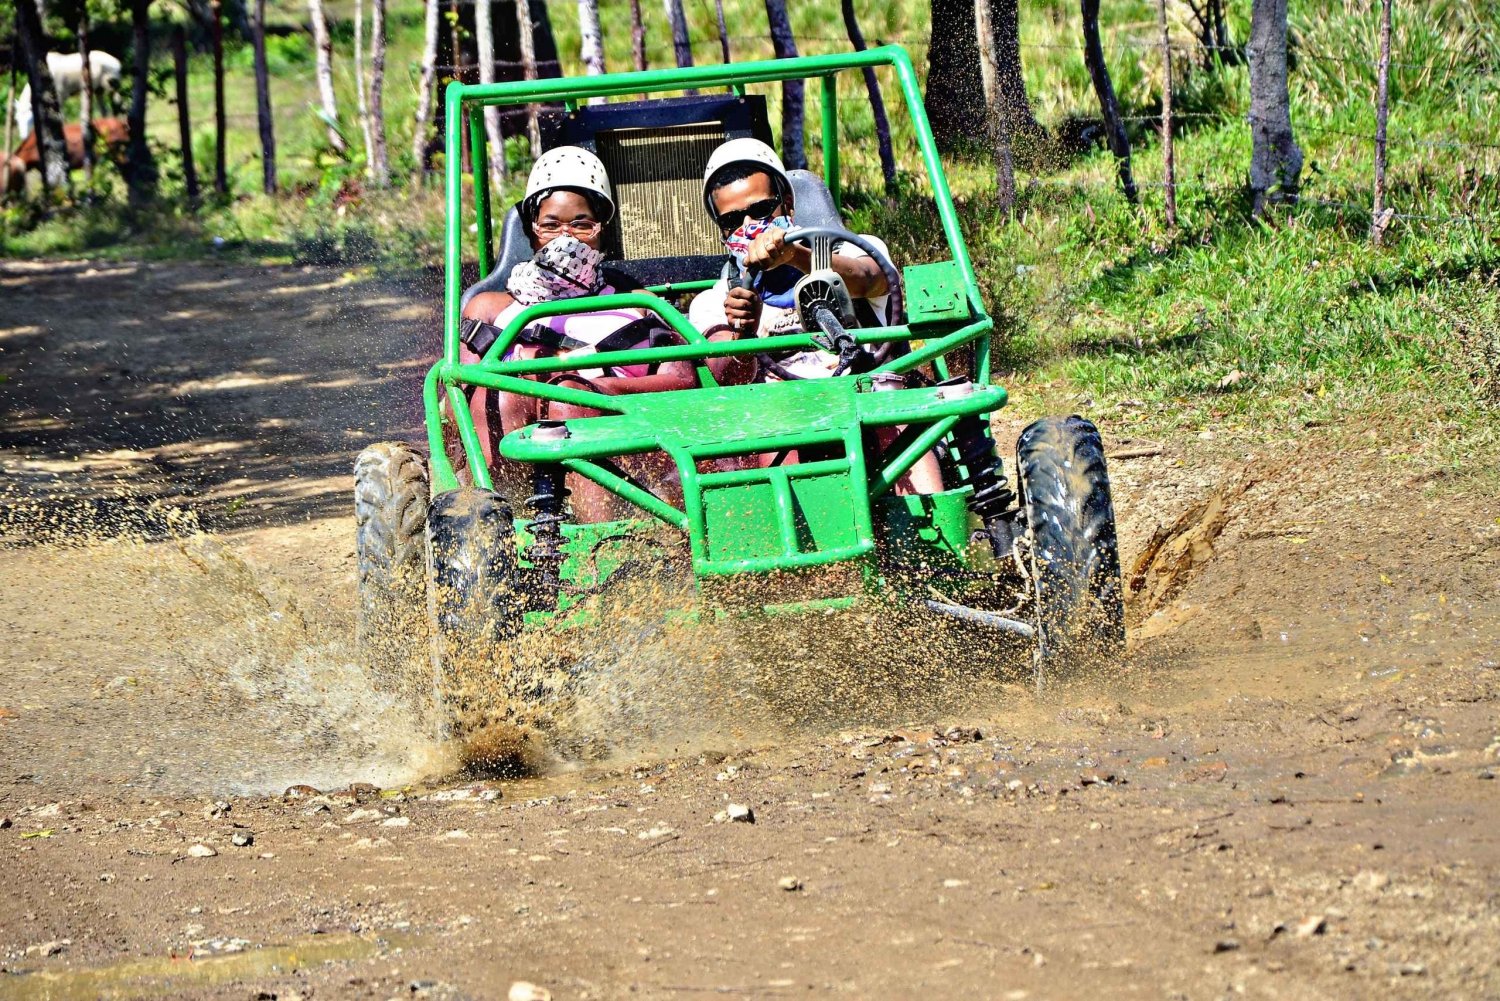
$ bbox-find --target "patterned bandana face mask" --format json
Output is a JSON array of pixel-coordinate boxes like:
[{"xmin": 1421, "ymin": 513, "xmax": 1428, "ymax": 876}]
[
  {"xmin": 507, "ymin": 235, "xmax": 606, "ymax": 306},
  {"xmin": 723, "ymin": 214, "xmax": 799, "ymax": 309}
]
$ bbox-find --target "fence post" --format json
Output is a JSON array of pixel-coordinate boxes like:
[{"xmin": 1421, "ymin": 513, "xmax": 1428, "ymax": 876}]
[
  {"xmin": 1370, "ymin": 0, "xmax": 1394, "ymax": 244},
  {"xmin": 1157, "ymin": 0, "xmax": 1177, "ymax": 228}
]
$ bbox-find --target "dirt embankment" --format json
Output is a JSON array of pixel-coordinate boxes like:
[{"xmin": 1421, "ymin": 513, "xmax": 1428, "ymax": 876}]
[{"xmin": 1, "ymin": 259, "xmax": 1498, "ymax": 1000}]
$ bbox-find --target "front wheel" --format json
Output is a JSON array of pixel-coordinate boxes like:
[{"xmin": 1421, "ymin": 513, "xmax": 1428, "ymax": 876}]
[
  {"xmin": 1016, "ymin": 416, "xmax": 1125, "ymax": 677},
  {"xmin": 354, "ymin": 442, "xmax": 430, "ymax": 694},
  {"xmin": 425, "ymin": 488, "xmax": 523, "ymax": 739}
]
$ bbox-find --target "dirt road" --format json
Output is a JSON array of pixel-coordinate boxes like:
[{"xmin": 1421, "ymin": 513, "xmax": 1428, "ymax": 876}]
[{"xmin": 2, "ymin": 259, "xmax": 1498, "ymax": 999}]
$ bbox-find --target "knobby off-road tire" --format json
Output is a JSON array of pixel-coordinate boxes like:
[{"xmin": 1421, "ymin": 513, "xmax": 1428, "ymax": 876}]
[
  {"xmin": 425, "ymin": 488, "xmax": 523, "ymax": 737},
  {"xmin": 1016, "ymin": 416, "xmax": 1126, "ymax": 676},
  {"xmin": 354, "ymin": 442, "xmax": 431, "ymax": 693}
]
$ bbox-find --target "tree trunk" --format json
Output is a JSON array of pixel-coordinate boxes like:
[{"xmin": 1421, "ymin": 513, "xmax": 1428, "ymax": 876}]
[
  {"xmin": 578, "ymin": 0, "xmax": 605, "ymax": 78},
  {"xmin": 1369, "ymin": 0, "xmax": 1393, "ymax": 244},
  {"xmin": 841, "ymin": 0, "xmax": 896, "ymax": 193},
  {"xmin": 354, "ymin": 0, "xmax": 374, "ymax": 175},
  {"xmin": 1081, "ymin": 0, "xmax": 1137, "ymax": 202},
  {"xmin": 973, "ymin": 0, "xmax": 1015, "ymax": 209},
  {"xmin": 664, "ymin": 0, "xmax": 693, "ymax": 69},
  {"xmin": 307, "ymin": 0, "xmax": 347, "ymax": 154},
  {"xmin": 368, "ymin": 0, "xmax": 389, "ymax": 185},
  {"xmin": 3, "ymin": 64, "xmax": 15, "ymax": 184},
  {"xmin": 475, "ymin": 0, "xmax": 506, "ymax": 182},
  {"xmin": 15, "ymin": 0, "xmax": 69, "ymax": 192},
  {"xmin": 411, "ymin": 0, "xmax": 440, "ymax": 171},
  {"xmin": 629, "ymin": 0, "xmax": 647, "ymax": 71},
  {"xmin": 763, "ymin": 0, "xmax": 805, "ymax": 170},
  {"xmin": 715, "ymin": 0, "xmax": 731, "ymax": 63},
  {"xmin": 516, "ymin": 0, "xmax": 540, "ymax": 155},
  {"xmin": 127, "ymin": 0, "xmax": 158, "ymax": 203},
  {"xmin": 985, "ymin": 0, "xmax": 1041, "ymax": 143},
  {"xmin": 251, "ymin": 0, "xmax": 276, "ymax": 193},
  {"xmin": 79, "ymin": 11, "xmax": 95, "ymax": 182},
  {"xmin": 1246, "ymin": 0, "xmax": 1302, "ymax": 214},
  {"xmin": 1156, "ymin": 0, "xmax": 1176, "ymax": 228},
  {"xmin": 925, "ymin": 0, "xmax": 986, "ymax": 155},
  {"xmin": 171, "ymin": 25, "xmax": 200, "ymax": 204},
  {"xmin": 210, "ymin": 0, "xmax": 227, "ymax": 193}
]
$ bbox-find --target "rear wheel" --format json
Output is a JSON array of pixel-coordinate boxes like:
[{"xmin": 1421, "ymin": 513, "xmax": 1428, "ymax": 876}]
[
  {"xmin": 425, "ymin": 489, "xmax": 524, "ymax": 740},
  {"xmin": 354, "ymin": 443, "xmax": 430, "ymax": 693},
  {"xmin": 1015, "ymin": 416, "xmax": 1125, "ymax": 676}
]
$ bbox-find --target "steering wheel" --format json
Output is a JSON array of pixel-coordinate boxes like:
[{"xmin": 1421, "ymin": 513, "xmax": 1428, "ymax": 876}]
[{"xmin": 780, "ymin": 226, "xmax": 905, "ymax": 326}]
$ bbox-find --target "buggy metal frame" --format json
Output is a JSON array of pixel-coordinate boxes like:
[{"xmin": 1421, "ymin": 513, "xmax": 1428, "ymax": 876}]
[{"xmin": 422, "ymin": 46, "xmax": 1009, "ymax": 584}]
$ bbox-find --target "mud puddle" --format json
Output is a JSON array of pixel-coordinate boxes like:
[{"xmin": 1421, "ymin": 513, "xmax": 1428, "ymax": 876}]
[{"xmin": 0, "ymin": 932, "xmax": 423, "ymax": 1001}]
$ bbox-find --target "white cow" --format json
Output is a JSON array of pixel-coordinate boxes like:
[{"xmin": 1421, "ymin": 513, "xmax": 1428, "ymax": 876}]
[{"xmin": 13, "ymin": 51, "xmax": 123, "ymax": 140}]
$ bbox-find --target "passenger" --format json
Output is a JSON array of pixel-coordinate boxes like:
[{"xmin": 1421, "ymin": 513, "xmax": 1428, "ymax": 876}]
[
  {"xmin": 689, "ymin": 138, "xmax": 943, "ymax": 493},
  {"xmin": 459, "ymin": 146, "xmax": 695, "ymax": 516}
]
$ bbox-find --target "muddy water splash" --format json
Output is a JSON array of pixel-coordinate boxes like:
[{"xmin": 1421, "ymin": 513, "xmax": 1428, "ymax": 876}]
[
  {"xmin": 2, "ymin": 499, "xmax": 1032, "ymax": 796},
  {"xmin": 0, "ymin": 507, "xmax": 454, "ymax": 796}
]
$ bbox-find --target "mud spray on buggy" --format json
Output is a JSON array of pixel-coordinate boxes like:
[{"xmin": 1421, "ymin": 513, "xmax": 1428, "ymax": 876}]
[{"xmin": 353, "ymin": 47, "xmax": 1126, "ymax": 772}]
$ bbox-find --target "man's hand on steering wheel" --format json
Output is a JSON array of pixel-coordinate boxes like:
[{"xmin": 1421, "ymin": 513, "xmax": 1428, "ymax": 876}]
[{"xmin": 743, "ymin": 227, "xmax": 796, "ymax": 271}]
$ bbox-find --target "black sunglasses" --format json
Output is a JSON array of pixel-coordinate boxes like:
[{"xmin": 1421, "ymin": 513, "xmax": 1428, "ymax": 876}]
[{"xmin": 715, "ymin": 197, "xmax": 783, "ymax": 234}]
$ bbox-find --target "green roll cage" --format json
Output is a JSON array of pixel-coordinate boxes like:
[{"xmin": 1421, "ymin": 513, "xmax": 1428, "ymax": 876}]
[{"xmin": 422, "ymin": 45, "xmax": 1006, "ymax": 580}]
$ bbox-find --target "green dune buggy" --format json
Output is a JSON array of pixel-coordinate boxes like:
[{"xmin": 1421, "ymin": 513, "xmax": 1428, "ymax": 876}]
[{"xmin": 353, "ymin": 47, "xmax": 1125, "ymax": 747}]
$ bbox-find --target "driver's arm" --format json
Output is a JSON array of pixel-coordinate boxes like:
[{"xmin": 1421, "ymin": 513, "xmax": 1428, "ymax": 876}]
[{"xmin": 745, "ymin": 229, "xmax": 889, "ymax": 299}]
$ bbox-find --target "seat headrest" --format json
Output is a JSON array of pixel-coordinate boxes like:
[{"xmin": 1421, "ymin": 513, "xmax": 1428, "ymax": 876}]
[
  {"xmin": 788, "ymin": 169, "xmax": 844, "ymax": 230},
  {"xmin": 460, "ymin": 207, "xmax": 533, "ymax": 309}
]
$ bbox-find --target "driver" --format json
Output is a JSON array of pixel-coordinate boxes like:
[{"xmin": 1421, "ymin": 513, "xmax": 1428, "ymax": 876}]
[
  {"xmin": 690, "ymin": 138, "xmax": 941, "ymax": 493},
  {"xmin": 688, "ymin": 138, "xmax": 894, "ymax": 380}
]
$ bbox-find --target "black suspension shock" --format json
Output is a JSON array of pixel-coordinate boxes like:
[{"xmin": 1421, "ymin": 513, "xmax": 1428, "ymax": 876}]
[
  {"xmin": 950, "ymin": 410, "xmax": 1019, "ymax": 558},
  {"xmin": 524, "ymin": 422, "xmax": 570, "ymax": 606}
]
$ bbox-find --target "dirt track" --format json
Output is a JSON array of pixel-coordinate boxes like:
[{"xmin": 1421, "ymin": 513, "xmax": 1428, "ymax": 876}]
[{"xmin": 2, "ymin": 258, "xmax": 1498, "ymax": 1000}]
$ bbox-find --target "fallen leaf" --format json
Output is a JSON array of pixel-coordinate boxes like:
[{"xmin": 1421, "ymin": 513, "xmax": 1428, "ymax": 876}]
[{"xmin": 21, "ymin": 829, "xmax": 54, "ymax": 839}]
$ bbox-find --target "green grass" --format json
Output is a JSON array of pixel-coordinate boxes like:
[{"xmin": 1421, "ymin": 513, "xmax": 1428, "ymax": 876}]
[{"xmin": 4, "ymin": 0, "xmax": 1498, "ymax": 479}]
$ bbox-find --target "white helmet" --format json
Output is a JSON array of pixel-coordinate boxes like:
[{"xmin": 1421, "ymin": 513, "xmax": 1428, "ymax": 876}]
[
  {"xmin": 523, "ymin": 145, "xmax": 615, "ymax": 224},
  {"xmin": 701, "ymin": 138, "xmax": 792, "ymax": 218}
]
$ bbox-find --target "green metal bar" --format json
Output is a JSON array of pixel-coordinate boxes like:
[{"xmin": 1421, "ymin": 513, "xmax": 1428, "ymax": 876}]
[
  {"xmin": 689, "ymin": 432, "xmax": 843, "ymax": 461},
  {"xmin": 476, "ymin": 292, "xmax": 718, "ymax": 389},
  {"xmin": 445, "ymin": 364, "xmax": 631, "ymax": 413},
  {"xmin": 478, "ymin": 325, "xmax": 927, "ymax": 381},
  {"xmin": 873, "ymin": 318, "xmax": 992, "ymax": 377},
  {"xmin": 446, "ymin": 383, "xmax": 495, "ymax": 490},
  {"xmin": 886, "ymin": 53, "xmax": 983, "ymax": 313},
  {"xmin": 870, "ymin": 415, "xmax": 958, "ymax": 500},
  {"xmin": 820, "ymin": 74, "xmax": 840, "ymax": 211},
  {"xmin": 469, "ymin": 111, "xmax": 494, "ymax": 279},
  {"xmin": 644, "ymin": 278, "xmax": 718, "ymax": 295},
  {"xmin": 696, "ymin": 457, "xmax": 850, "ymax": 487},
  {"xmin": 699, "ymin": 541, "xmax": 874, "ymax": 576},
  {"xmin": 562, "ymin": 459, "xmax": 690, "ymax": 530},
  {"xmin": 841, "ymin": 425, "xmax": 876, "ymax": 545},
  {"xmin": 443, "ymin": 81, "xmax": 465, "ymax": 367},
  {"xmin": 769, "ymin": 469, "xmax": 799, "ymax": 555},
  {"xmin": 459, "ymin": 47, "xmax": 893, "ymax": 106},
  {"xmin": 424, "ymin": 365, "xmax": 460, "ymax": 493}
]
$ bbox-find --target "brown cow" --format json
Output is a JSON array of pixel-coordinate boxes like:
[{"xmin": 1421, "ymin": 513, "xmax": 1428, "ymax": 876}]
[{"xmin": 3, "ymin": 117, "xmax": 129, "ymax": 195}]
